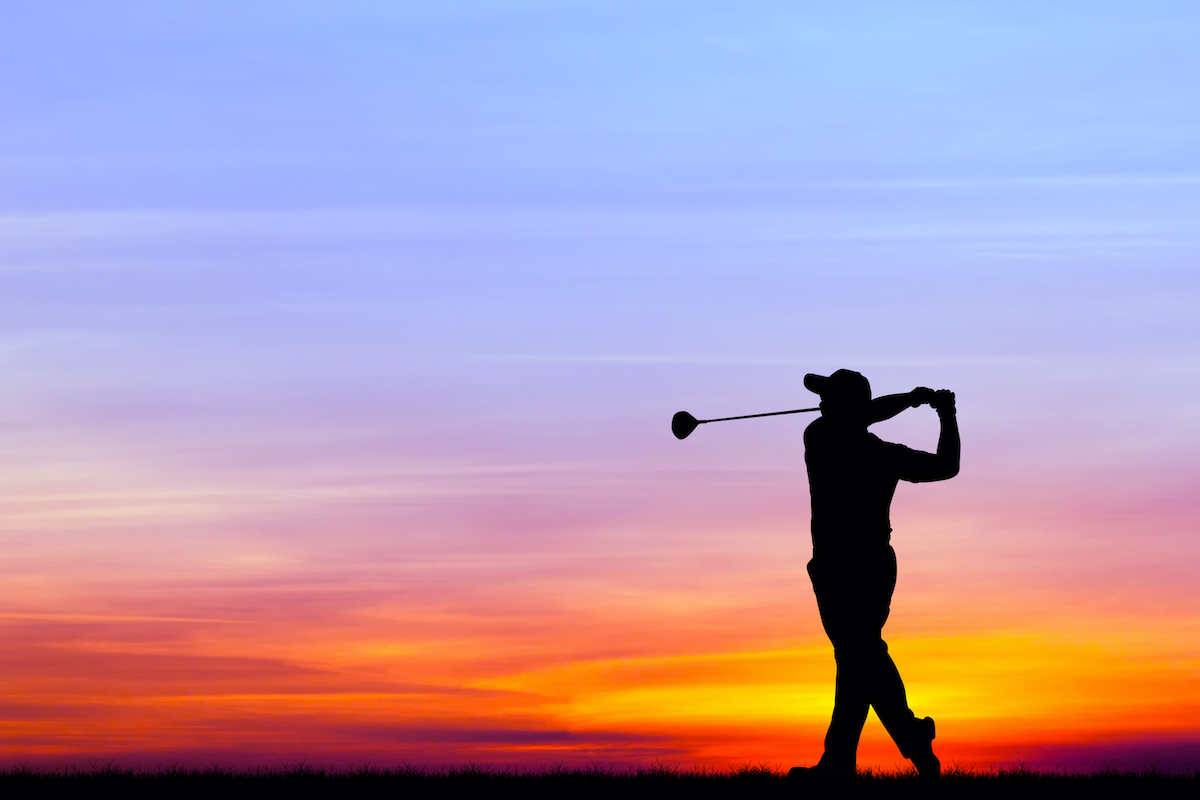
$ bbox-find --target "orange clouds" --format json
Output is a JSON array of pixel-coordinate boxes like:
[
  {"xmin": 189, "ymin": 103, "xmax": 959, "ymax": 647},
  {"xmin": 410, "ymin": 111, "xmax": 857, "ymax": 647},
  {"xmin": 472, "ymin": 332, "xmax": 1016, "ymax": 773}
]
[
  {"xmin": 1, "ymin": 395, "xmax": 1198, "ymax": 769},
  {"xmin": 3, "ymin": 577, "xmax": 1198, "ymax": 769}
]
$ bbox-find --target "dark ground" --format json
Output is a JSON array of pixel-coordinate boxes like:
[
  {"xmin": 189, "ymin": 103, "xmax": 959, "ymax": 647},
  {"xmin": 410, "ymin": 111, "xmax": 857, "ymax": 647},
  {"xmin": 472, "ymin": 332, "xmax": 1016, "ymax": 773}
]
[{"xmin": 2, "ymin": 764, "xmax": 1199, "ymax": 799}]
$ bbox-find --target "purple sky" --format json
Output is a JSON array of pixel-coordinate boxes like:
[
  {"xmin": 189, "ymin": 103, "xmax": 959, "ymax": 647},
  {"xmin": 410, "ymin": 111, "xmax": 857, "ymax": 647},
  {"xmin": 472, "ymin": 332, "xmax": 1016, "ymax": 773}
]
[{"xmin": 1, "ymin": 1, "xmax": 1199, "ymax": 770}]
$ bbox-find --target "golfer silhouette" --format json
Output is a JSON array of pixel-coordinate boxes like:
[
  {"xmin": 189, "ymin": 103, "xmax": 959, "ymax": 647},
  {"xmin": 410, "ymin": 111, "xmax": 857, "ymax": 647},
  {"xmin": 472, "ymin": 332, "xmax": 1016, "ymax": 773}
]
[{"xmin": 791, "ymin": 369, "xmax": 959, "ymax": 778}]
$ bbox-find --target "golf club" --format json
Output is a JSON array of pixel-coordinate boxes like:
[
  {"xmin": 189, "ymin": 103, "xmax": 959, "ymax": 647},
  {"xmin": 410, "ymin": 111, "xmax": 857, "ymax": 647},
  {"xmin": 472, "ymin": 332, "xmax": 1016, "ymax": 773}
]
[{"xmin": 672, "ymin": 406, "xmax": 820, "ymax": 440}]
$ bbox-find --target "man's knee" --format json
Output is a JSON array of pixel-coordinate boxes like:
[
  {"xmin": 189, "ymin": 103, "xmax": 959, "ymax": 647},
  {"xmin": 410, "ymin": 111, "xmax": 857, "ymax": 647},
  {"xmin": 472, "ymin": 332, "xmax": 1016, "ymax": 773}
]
[{"xmin": 833, "ymin": 636, "xmax": 888, "ymax": 663}]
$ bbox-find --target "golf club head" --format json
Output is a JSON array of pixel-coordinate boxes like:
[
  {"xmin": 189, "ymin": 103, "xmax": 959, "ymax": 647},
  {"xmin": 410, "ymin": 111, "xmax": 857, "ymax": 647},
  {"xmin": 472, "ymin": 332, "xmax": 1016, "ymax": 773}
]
[{"xmin": 672, "ymin": 411, "xmax": 700, "ymax": 440}]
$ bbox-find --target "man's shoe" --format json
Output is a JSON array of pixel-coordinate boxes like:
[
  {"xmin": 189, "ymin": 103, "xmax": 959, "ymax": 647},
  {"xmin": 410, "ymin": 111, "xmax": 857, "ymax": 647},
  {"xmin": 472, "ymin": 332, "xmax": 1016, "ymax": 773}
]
[
  {"xmin": 909, "ymin": 716, "xmax": 940, "ymax": 779},
  {"xmin": 787, "ymin": 760, "xmax": 855, "ymax": 778}
]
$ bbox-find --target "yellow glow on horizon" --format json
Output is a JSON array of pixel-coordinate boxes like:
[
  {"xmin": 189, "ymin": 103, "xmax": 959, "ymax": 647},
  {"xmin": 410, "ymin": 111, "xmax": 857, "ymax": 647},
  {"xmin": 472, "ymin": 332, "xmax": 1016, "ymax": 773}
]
[{"xmin": 475, "ymin": 629, "xmax": 1200, "ymax": 745}]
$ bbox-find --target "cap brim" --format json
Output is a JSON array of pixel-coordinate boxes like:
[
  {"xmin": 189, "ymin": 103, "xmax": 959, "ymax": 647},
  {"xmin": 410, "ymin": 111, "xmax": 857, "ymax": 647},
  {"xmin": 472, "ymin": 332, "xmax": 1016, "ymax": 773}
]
[{"xmin": 804, "ymin": 373, "xmax": 829, "ymax": 394}]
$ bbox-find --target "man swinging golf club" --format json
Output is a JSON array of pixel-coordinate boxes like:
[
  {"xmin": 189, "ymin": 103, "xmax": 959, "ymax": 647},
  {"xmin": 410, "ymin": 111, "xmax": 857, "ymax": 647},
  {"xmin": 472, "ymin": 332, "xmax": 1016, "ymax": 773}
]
[{"xmin": 793, "ymin": 369, "xmax": 959, "ymax": 778}]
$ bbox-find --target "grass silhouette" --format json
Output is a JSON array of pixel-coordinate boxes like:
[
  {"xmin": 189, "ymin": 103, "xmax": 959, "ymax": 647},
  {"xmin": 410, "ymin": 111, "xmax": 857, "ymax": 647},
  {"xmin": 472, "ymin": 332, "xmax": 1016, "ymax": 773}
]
[{"xmin": 2, "ymin": 761, "xmax": 1198, "ymax": 798}]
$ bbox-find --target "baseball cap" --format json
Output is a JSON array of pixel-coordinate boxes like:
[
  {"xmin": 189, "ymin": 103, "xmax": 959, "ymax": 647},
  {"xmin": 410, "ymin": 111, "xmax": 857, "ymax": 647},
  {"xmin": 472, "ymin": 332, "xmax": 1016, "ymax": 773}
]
[{"xmin": 804, "ymin": 369, "xmax": 872, "ymax": 406}]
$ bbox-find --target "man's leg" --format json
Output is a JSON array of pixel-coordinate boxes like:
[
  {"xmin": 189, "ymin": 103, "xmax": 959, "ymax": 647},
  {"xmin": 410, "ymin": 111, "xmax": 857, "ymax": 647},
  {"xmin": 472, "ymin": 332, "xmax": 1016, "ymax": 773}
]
[
  {"xmin": 808, "ymin": 558, "xmax": 875, "ymax": 774},
  {"xmin": 862, "ymin": 549, "xmax": 940, "ymax": 777},
  {"xmin": 867, "ymin": 644, "xmax": 912, "ymax": 733},
  {"xmin": 868, "ymin": 642, "xmax": 939, "ymax": 775},
  {"xmin": 817, "ymin": 639, "xmax": 877, "ymax": 772}
]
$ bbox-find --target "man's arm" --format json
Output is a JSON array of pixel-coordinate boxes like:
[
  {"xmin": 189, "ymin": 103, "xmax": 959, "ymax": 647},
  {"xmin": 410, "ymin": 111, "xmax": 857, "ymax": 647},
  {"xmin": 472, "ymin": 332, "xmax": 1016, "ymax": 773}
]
[
  {"xmin": 895, "ymin": 390, "xmax": 960, "ymax": 482},
  {"xmin": 868, "ymin": 387, "xmax": 937, "ymax": 425}
]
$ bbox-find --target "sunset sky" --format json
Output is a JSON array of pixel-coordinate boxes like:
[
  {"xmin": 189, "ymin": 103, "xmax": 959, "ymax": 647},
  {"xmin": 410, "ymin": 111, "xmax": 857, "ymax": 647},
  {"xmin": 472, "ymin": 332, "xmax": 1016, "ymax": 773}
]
[{"xmin": 1, "ymin": 1, "xmax": 1199, "ymax": 771}]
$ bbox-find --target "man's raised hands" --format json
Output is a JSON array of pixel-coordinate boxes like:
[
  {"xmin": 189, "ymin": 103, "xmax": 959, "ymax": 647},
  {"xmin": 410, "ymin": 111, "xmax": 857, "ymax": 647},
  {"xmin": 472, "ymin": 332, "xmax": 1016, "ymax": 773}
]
[
  {"xmin": 910, "ymin": 387, "xmax": 955, "ymax": 413},
  {"xmin": 910, "ymin": 387, "xmax": 936, "ymax": 407},
  {"xmin": 930, "ymin": 390, "xmax": 955, "ymax": 413}
]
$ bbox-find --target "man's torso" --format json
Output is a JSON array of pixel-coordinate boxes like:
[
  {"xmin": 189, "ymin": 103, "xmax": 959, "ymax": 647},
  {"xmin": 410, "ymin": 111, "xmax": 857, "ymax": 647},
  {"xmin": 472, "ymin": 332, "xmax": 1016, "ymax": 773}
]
[{"xmin": 805, "ymin": 418, "xmax": 914, "ymax": 558}]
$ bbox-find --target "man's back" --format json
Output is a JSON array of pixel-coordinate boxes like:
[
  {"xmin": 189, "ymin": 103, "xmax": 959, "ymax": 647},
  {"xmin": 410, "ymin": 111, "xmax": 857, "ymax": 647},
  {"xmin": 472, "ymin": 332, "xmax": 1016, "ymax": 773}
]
[{"xmin": 804, "ymin": 417, "xmax": 913, "ymax": 556}]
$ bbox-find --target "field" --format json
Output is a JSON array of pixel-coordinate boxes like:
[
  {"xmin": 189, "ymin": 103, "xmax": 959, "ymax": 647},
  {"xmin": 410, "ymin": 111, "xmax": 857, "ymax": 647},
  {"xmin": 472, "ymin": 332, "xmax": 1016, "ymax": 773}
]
[{"xmin": 2, "ymin": 763, "xmax": 1198, "ymax": 799}]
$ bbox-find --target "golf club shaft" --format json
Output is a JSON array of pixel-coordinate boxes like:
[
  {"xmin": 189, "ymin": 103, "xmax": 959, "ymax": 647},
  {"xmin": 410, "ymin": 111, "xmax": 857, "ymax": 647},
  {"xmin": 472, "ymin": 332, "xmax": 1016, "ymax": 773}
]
[{"xmin": 701, "ymin": 407, "xmax": 819, "ymax": 424}]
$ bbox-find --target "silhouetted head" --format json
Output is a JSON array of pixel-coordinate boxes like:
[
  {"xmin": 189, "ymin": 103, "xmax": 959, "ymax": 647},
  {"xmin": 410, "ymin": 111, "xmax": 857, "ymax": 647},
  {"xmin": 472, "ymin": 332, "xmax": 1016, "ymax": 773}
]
[{"xmin": 805, "ymin": 369, "xmax": 871, "ymax": 426}]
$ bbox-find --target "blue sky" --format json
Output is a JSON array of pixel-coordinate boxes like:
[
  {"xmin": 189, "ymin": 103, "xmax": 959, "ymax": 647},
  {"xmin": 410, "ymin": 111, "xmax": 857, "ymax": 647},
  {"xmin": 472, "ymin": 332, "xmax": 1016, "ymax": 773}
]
[
  {"xmin": 4, "ymin": 2, "xmax": 1200, "ymax": 209},
  {"xmin": 3, "ymin": 0, "xmax": 1198, "ymax": 485},
  {"xmin": 3, "ymin": 0, "xmax": 1199, "ymax": 537}
]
